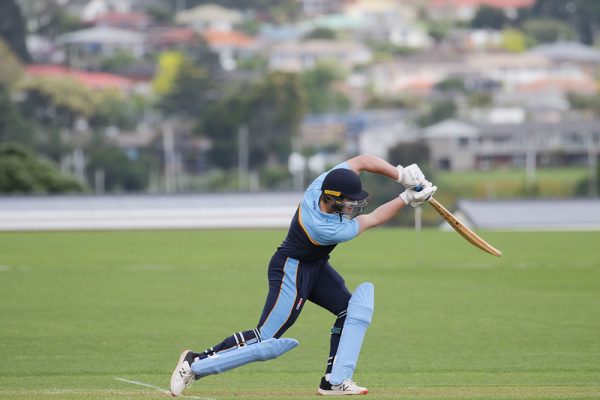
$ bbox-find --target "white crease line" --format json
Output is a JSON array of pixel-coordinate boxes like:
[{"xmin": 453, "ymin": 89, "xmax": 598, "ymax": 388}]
[{"xmin": 114, "ymin": 377, "xmax": 215, "ymax": 400}]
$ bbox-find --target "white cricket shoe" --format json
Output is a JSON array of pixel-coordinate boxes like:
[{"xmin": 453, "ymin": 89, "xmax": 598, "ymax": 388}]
[
  {"xmin": 170, "ymin": 350, "xmax": 197, "ymax": 396},
  {"xmin": 317, "ymin": 377, "xmax": 368, "ymax": 395}
]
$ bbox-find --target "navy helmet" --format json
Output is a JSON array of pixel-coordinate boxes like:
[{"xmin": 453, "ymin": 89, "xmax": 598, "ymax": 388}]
[{"xmin": 321, "ymin": 168, "xmax": 368, "ymax": 219}]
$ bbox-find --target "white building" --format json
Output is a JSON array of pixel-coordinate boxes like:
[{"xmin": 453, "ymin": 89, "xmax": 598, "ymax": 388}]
[
  {"xmin": 175, "ymin": 4, "xmax": 243, "ymax": 32},
  {"xmin": 56, "ymin": 26, "xmax": 145, "ymax": 69},
  {"xmin": 268, "ymin": 39, "xmax": 372, "ymax": 72}
]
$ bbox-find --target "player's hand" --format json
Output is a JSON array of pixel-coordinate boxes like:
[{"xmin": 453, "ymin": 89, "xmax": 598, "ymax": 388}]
[
  {"xmin": 399, "ymin": 182, "xmax": 437, "ymax": 208},
  {"xmin": 396, "ymin": 164, "xmax": 426, "ymax": 188}
]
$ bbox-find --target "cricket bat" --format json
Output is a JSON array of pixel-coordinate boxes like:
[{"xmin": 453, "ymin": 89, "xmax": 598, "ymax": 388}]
[{"xmin": 428, "ymin": 197, "xmax": 502, "ymax": 257}]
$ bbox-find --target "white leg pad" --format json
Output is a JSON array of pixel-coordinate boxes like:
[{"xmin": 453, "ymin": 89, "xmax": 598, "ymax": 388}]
[
  {"xmin": 191, "ymin": 338, "xmax": 298, "ymax": 378},
  {"xmin": 329, "ymin": 282, "xmax": 374, "ymax": 385}
]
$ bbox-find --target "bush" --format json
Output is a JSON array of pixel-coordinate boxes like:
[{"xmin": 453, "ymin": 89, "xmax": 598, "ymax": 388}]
[{"xmin": 0, "ymin": 143, "xmax": 84, "ymax": 193}]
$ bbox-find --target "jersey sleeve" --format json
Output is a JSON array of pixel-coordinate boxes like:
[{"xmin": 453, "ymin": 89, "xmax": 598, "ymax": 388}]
[{"xmin": 314, "ymin": 218, "xmax": 360, "ymax": 245}]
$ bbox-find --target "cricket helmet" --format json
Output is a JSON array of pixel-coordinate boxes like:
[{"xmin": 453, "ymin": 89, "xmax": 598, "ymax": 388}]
[{"xmin": 321, "ymin": 168, "xmax": 369, "ymax": 219}]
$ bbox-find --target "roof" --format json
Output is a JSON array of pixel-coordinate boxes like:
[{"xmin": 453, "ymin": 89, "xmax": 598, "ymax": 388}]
[
  {"xmin": 530, "ymin": 41, "xmax": 600, "ymax": 64},
  {"xmin": 56, "ymin": 26, "xmax": 145, "ymax": 45},
  {"xmin": 459, "ymin": 199, "xmax": 600, "ymax": 230},
  {"xmin": 25, "ymin": 65, "xmax": 134, "ymax": 91},
  {"xmin": 147, "ymin": 27, "xmax": 199, "ymax": 46},
  {"xmin": 429, "ymin": 0, "xmax": 534, "ymax": 9},
  {"xmin": 519, "ymin": 77, "xmax": 598, "ymax": 95},
  {"xmin": 175, "ymin": 4, "xmax": 243, "ymax": 25},
  {"xmin": 202, "ymin": 29, "xmax": 255, "ymax": 48},
  {"xmin": 423, "ymin": 119, "xmax": 479, "ymax": 138}
]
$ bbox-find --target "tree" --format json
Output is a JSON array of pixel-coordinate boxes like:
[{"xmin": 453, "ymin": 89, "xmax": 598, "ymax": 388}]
[
  {"xmin": 388, "ymin": 141, "xmax": 431, "ymax": 171},
  {"xmin": 522, "ymin": 18, "xmax": 575, "ymax": 43},
  {"xmin": 156, "ymin": 46, "xmax": 222, "ymax": 118},
  {"xmin": 153, "ymin": 52, "xmax": 185, "ymax": 96},
  {"xmin": 417, "ymin": 99, "xmax": 457, "ymax": 127},
  {"xmin": 202, "ymin": 72, "xmax": 306, "ymax": 170},
  {"xmin": 435, "ymin": 77, "xmax": 467, "ymax": 94},
  {"xmin": 246, "ymin": 72, "xmax": 305, "ymax": 167},
  {"xmin": 0, "ymin": 41, "xmax": 31, "ymax": 145},
  {"xmin": 17, "ymin": 77, "xmax": 97, "ymax": 128},
  {"xmin": 0, "ymin": 0, "xmax": 30, "ymax": 62},
  {"xmin": 567, "ymin": 92, "xmax": 600, "ymax": 116},
  {"xmin": 502, "ymin": 28, "xmax": 527, "ymax": 52},
  {"xmin": 301, "ymin": 63, "xmax": 350, "ymax": 114},
  {"xmin": 0, "ymin": 40, "xmax": 23, "ymax": 88},
  {"xmin": 471, "ymin": 5, "xmax": 509, "ymax": 30},
  {"xmin": 303, "ymin": 28, "xmax": 336, "ymax": 40},
  {"xmin": 525, "ymin": 0, "xmax": 600, "ymax": 45},
  {"xmin": 158, "ymin": 57, "xmax": 215, "ymax": 117},
  {"xmin": 86, "ymin": 144, "xmax": 149, "ymax": 192},
  {"xmin": 0, "ymin": 143, "xmax": 83, "ymax": 193},
  {"xmin": 0, "ymin": 84, "xmax": 32, "ymax": 145}
]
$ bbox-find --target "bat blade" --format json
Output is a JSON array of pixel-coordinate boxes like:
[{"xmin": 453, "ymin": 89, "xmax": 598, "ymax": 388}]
[{"xmin": 427, "ymin": 198, "xmax": 502, "ymax": 257}]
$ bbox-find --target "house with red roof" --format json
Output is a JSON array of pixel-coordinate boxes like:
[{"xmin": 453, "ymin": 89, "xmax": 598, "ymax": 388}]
[
  {"xmin": 202, "ymin": 29, "xmax": 258, "ymax": 71},
  {"xmin": 147, "ymin": 27, "xmax": 203, "ymax": 52},
  {"xmin": 25, "ymin": 64, "xmax": 134, "ymax": 92}
]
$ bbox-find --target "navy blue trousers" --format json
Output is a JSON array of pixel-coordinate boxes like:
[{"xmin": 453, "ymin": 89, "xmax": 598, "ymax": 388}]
[
  {"xmin": 197, "ymin": 252, "xmax": 351, "ymax": 375},
  {"xmin": 257, "ymin": 252, "xmax": 351, "ymax": 339}
]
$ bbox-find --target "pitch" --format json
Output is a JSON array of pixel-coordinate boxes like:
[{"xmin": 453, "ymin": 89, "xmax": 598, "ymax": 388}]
[{"xmin": 0, "ymin": 229, "xmax": 598, "ymax": 399}]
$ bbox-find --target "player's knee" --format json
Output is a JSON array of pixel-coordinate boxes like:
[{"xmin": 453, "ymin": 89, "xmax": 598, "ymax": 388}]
[{"xmin": 347, "ymin": 282, "xmax": 374, "ymax": 326}]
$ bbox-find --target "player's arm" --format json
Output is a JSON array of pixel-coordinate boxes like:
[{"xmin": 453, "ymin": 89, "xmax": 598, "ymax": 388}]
[
  {"xmin": 355, "ymin": 184, "xmax": 437, "ymax": 234},
  {"xmin": 346, "ymin": 154, "xmax": 425, "ymax": 189},
  {"xmin": 346, "ymin": 154, "xmax": 398, "ymax": 179},
  {"xmin": 355, "ymin": 196, "xmax": 406, "ymax": 234}
]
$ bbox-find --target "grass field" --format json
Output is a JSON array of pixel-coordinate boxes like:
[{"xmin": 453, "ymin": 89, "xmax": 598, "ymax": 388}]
[
  {"xmin": 0, "ymin": 229, "xmax": 599, "ymax": 399},
  {"xmin": 437, "ymin": 168, "xmax": 590, "ymax": 198}
]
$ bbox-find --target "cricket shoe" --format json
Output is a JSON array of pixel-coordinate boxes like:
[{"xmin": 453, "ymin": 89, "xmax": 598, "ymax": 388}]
[
  {"xmin": 170, "ymin": 350, "xmax": 197, "ymax": 396},
  {"xmin": 317, "ymin": 376, "xmax": 368, "ymax": 396}
]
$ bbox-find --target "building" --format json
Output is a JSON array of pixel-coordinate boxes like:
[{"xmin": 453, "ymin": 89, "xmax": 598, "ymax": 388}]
[
  {"xmin": 421, "ymin": 118, "xmax": 600, "ymax": 171},
  {"xmin": 175, "ymin": 4, "xmax": 243, "ymax": 32},
  {"xmin": 368, "ymin": 51, "xmax": 465, "ymax": 96},
  {"xmin": 423, "ymin": 119, "xmax": 479, "ymax": 171},
  {"xmin": 56, "ymin": 26, "xmax": 145, "ymax": 69},
  {"xmin": 269, "ymin": 39, "xmax": 372, "ymax": 72},
  {"xmin": 298, "ymin": 0, "xmax": 347, "ymax": 17},
  {"xmin": 530, "ymin": 41, "xmax": 600, "ymax": 66},
  {"xmin": 202, "ymin": 29, "xmax": 258, "ymax": 71}
]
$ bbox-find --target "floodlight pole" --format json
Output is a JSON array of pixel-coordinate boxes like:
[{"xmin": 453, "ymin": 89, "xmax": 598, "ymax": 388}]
[{"xmin": 238, "ymin": 125, "xmax": 249, "ymax": 191}]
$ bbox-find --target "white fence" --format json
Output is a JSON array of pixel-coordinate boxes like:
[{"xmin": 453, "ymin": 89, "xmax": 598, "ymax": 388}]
[{"xmin": 0, "ymin": 193, "xmax": 302, "ymax": 231}]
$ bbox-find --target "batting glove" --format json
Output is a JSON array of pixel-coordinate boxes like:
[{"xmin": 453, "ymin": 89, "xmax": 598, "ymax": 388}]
[
  {"xmin": 399, "ymin": 183, "xmax": 437, "ymax": 208},
  {"xmin": 396, "ymin": 164, "xmax": 426, "ymax": 189}
]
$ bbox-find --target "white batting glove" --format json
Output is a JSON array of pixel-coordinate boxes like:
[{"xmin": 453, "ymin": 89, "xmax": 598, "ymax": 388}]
[
  {"xmin": 396, "ymin": 164, "xmax": 426, "ymax": 189},
  {"xmin": 399, "ymin": 183, "xmax": 437, "ymax": 208}
]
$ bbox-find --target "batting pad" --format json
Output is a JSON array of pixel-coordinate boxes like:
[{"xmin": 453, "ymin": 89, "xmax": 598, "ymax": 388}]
[
  {"xmin": 191, "ymin": 338, "xmax": 299, "ymax": 378},
  {"xmin": 330, "ymin": 282, "xmax": 374, "ymax": 385}
]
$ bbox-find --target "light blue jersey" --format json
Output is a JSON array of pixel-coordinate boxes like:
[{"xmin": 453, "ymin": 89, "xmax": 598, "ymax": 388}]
[{"xmin": 277, "ymin": 162, "xmax": 360, "ymax": 261}]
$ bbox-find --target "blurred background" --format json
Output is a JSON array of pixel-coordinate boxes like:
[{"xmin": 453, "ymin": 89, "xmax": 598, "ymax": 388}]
[{"xmin": 0, "ymin": 0, "xmax": 599, "ymax": 229}]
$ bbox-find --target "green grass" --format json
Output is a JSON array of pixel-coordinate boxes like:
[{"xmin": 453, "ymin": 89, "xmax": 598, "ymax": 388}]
[
  {"xmin": 0, "ymin": 229, "xmax": 599, "ymax": 399},
  {"xmin": 437, "ymin": 167, "xmax": 590, "ymax": 198}
]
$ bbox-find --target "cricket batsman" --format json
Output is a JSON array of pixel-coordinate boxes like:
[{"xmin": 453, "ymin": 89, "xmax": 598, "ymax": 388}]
[{"xmin": 170, "ymin": 154, "xmax": 436, "ymax": 396}]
